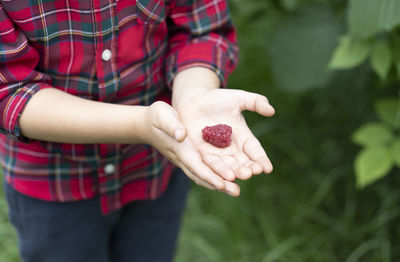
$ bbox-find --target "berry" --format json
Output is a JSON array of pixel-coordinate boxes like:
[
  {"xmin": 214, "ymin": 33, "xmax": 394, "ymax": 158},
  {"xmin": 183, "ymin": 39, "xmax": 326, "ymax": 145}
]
[{"xmin": 202, "ymin": 124, "xmax": 232, "ymax": 148}]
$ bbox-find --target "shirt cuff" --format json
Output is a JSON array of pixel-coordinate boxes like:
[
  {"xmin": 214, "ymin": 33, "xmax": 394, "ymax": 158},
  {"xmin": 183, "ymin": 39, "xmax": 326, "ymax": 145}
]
[
  {"xmin": 0, "ymin": 83, "xmax": 52, "ymax": 142},
  {"xmin": 166, "ymin": 41, "xmax": 236, "ymax": 88}
]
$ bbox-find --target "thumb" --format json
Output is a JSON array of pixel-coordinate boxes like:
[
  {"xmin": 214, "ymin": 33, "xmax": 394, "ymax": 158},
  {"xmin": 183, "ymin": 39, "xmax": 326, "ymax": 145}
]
[
  {"xmin": 151, "ymin": 101, "xmax": 187, "ymax": 142},
  {"xmin": 237, "ymin": 90, "xmax": 275, "ymax": 117}
]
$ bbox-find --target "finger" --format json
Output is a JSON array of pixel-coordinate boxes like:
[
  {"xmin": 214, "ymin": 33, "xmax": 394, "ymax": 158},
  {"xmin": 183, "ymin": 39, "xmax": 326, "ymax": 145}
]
[
  {"xmin": 182, "ymin": 165, "xmax": 239, "ymax": 197},
  {"xmin": 179, "ymin": 148, "xmax": 226, "ymax": 190},
  {"xmin": 250, "ymin": 162, "xmax": 263, "ymax": 175},
  {"xmin": 151, "ymin": 101, "xmax": 187, "ymax": 142},
  {"xmin": 202, "ymin": 154, "xmax": 236, "ymax": 181},
  {"xmin": 235, "ymin": 152, "xmax": 254, "ymax": 180},
  {"xmin": 221, "ymin": 155, "xmax": 244, "ymax": 179},
  {"xmin": 243, "ymin": 137, "xmax": 273, "ymax": 174},
  {"xmin": 180, "ymin": 166, "xmax": 216, "ymax": 190},
  {"xmin": 238, "ymin": 91, "xmax": 275, "ymax": 117},
  {"xmin": 241, "ymin": 156, "xmax": 263, "ymax": 175},
  {"xmin": 223, "ymin": 180, "xmax": 240, "ymax": 197},
  {"xmin": 222, "ymin": 155, "xmax": 255, "ymax": 180}
]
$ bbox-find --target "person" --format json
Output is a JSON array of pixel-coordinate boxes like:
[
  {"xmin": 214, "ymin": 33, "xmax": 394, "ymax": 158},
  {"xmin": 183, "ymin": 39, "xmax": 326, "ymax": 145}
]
[{"xmin": 0, "ymin": 0, "xmax": 275, "ymax": 261}]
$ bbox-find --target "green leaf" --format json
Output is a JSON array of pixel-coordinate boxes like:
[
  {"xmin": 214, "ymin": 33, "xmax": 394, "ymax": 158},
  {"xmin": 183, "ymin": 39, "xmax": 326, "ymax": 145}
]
[
  {"xmin": 268, "ymin": 4, "xmax": 341, "ymax": 92},
  {"xmin": 348, "ymin": 0, "xmax": 400, "ymax": 39},
  {"xmin": 374, "ymin": 98, "xmax": 400, "ymax": 129},
  {"xmin": 329, "ymin": 36, "xmax": 371, "ymax": 70},
  {"xmin": 370, "ymin": 40, "xmax": 392, "ymax": 81},
  {"xmin": 355, "ymin": 147, "xmax": 393, "ymax": 188},
  {"xmin": 390, "ymin": 138, "xmax": 400, "ymax": 167},
  {"xmin": 352, "ymin": 122, "xmax": 393, "ymax": 147}
]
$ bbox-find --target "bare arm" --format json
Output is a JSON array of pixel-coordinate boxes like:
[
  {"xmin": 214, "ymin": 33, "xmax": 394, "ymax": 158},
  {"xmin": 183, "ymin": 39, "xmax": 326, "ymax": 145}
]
[
  {"xmin": 18, "ymin": 87, "xmax": 188, "ymax": 145},
  {"xmin": 18, "ymin": 87, "xmax": 230, "ymax": 193},
  {"xmin": 20, "ymin": 68, "xmax": 219, "ymax": 144},
  {"xmin": 19, "ymin": 88, "xmax": 150, "ymax": 144}
]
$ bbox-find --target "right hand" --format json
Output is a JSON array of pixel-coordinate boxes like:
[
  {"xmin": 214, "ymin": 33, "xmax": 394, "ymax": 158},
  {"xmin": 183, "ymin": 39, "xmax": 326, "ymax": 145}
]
[{"xmin": 143, "ymin": 101, "xmax": 240, "ymax": 196}]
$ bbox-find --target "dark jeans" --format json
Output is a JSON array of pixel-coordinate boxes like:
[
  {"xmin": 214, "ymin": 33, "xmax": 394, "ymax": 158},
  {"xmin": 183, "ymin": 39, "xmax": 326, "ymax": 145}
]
[{"xmin": 4, "ymin": 168, "xmax": 191, "ymax": 262}]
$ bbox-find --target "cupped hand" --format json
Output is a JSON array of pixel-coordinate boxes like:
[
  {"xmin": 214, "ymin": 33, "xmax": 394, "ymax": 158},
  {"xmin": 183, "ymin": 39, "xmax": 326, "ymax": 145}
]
[
  {"xmin": 143, "ymin": 101, "xmax": 240, "ymax": 196},
  {"xmin": 174, "ymin": 89, "xmax": 275, "ymax": 182}
]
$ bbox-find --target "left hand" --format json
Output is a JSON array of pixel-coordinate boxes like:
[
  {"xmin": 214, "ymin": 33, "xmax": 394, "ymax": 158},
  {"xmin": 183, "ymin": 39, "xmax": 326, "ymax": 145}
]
[{"xmin": 174, "ymin": 88, "xmax": 275, "ymax": 184}]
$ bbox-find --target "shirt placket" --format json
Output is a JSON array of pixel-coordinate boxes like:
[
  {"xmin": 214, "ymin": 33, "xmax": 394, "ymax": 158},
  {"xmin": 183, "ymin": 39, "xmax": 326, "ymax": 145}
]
[
  {"xmin": 98, "ymin": 143, "xmax": 122, "ymax": 213},
  {"xmin": 92, "ymin": 0, "xmax": 120, "ymax": 102},
  {"xmin": 92, "ymin": 0, "xmax": 122, "ymax": 213}
]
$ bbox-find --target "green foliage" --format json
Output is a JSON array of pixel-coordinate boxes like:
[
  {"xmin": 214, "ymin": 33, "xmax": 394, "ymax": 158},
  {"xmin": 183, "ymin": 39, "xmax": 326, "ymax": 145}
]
[
  {"xmin": 355, "ymin": 147, "xmax": 393, "ymax": 188},
  {"xmin": 280, "ymin": 0, "xmax": 300, "ymax": 11},
  {"xmin": 352, "ymin": 123, "xmax": 393, "ymax": 147},
  {"xmin": 327, "ymin": 0, "xmax": 400, "ymax": 188},
  {"xmin": 0, "ymin": 179, "xmax": 20, "ymax": 262},
  {"xmin": 374, "ymin": 98, "xmax": 400, "ymax": 128},
  {"xmin": 329, "ymin": 36, "xmax": 371, "ymax": 69},
  {"xmin": 352, "ymin": 96, "xmax": 400, "ymax": 188},
  {"xmin": 390, "ymin": 138, "xmax": 400, "ymax": 167},
  {"xmin": 268, "ymin": 4, "xmax": 341, "ymax": 91},
  {"xmin": 287, "ymin": 0, "xmax": 400, "ymax": 188},
  {"xmin": 393, "ymin": 36, "xmax": 400, "ymax": 80},
  {"xmin": 175, "ymin": 0, "xmax": 400, "ymax": 260},
  {"xmin": 348, "ymin": 0, "xmax": 400, "ymax": 39},
  {"xmin": 340, "ymin": 0, "xmax": 400, "ymax": 81},
  {"xmin": 370, "ymin": 40, "xmax": 392, "ymax": 81},
  {"xmin": 176, "ymin": 73, "xmax": 400, "ymax": 261}
]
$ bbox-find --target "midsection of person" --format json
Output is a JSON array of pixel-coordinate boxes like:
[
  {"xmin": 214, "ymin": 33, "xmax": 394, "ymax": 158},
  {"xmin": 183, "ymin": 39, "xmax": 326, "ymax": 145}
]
[{"xmin": 0, "ymin": 0, "xmax": 237, "ymax": 214}]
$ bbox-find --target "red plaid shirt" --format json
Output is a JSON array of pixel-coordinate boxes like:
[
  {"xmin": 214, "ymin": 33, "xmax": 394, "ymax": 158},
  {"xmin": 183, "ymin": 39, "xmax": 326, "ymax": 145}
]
[{"xmin": 0, "ymin": 0, "xmax": 237, "ymax": 214}]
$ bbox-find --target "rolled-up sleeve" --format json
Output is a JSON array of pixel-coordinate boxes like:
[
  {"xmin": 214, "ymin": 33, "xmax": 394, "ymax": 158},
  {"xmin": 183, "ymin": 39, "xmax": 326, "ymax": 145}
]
[
  {"xmin": 0, "ymin": 4, "xmax": 52, "ymax": 141},
  {"xmin": 165, "ymin": 0, "xmax": 239, "ymax": 87}
]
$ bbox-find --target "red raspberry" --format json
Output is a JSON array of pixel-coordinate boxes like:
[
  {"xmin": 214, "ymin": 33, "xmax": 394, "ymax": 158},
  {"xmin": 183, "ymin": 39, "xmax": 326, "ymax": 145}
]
[{"xmin": 202, "ymin": 124, "xmax": 232, "ymax": 148}]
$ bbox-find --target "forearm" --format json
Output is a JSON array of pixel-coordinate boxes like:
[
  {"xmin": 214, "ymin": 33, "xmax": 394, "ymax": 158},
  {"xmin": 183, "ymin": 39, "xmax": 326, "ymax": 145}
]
[
  {"xmin": 172, "ymin": 67, "xmax": 220, "ymax": 109},
  {"xmin": 19, "ymin": 88, "xmax": 148, "ymax": 144}
]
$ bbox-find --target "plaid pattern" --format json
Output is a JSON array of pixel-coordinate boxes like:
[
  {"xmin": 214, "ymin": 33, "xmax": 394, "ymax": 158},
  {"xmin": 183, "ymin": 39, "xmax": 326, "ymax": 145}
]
[{"xmin": 0, "ymin": 0, "xmax": 238, "ymax": 214}]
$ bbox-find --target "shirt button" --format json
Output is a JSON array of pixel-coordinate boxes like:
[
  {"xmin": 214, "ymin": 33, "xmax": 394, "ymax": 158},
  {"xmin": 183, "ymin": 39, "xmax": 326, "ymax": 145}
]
[
  {"xmin": 102, "ymin": 49, "xmax": 112, "ymax": 61},
  {"xmin": 104, "ymin": 163, "xmax": 115, "ymax": 175}
]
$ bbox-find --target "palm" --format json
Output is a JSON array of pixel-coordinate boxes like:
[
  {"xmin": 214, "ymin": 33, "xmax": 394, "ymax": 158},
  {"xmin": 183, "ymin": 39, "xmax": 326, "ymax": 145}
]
[{"xmin": 176, "ymin": 89, "xmax": 275, "ymax": 181}]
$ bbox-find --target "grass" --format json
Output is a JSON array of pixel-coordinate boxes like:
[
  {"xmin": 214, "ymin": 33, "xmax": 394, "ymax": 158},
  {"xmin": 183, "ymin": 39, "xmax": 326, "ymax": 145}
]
[{"xmin": 0, "ymin": 179, "xmax": 20, "ymax": 261}]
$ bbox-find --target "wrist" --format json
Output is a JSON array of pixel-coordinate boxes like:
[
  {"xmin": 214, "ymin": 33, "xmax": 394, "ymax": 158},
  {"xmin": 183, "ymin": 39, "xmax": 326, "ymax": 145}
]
[
  {"xmin": 172, "ymin": 67, "xmax": 220, "ymax": 110},
  {"xmin": 128, "ymin": 105, "xmax": 151, "ymax": 144},
  {"xmin": 141, "ymin": 101, "xmax": 186, "ymax": 146}
]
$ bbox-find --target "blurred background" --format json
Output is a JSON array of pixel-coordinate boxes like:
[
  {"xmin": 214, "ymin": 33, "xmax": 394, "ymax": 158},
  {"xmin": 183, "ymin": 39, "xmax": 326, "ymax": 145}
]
[{"xmin": 2, "ymin": 0, "xmax": 400, "ymax": 261}]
